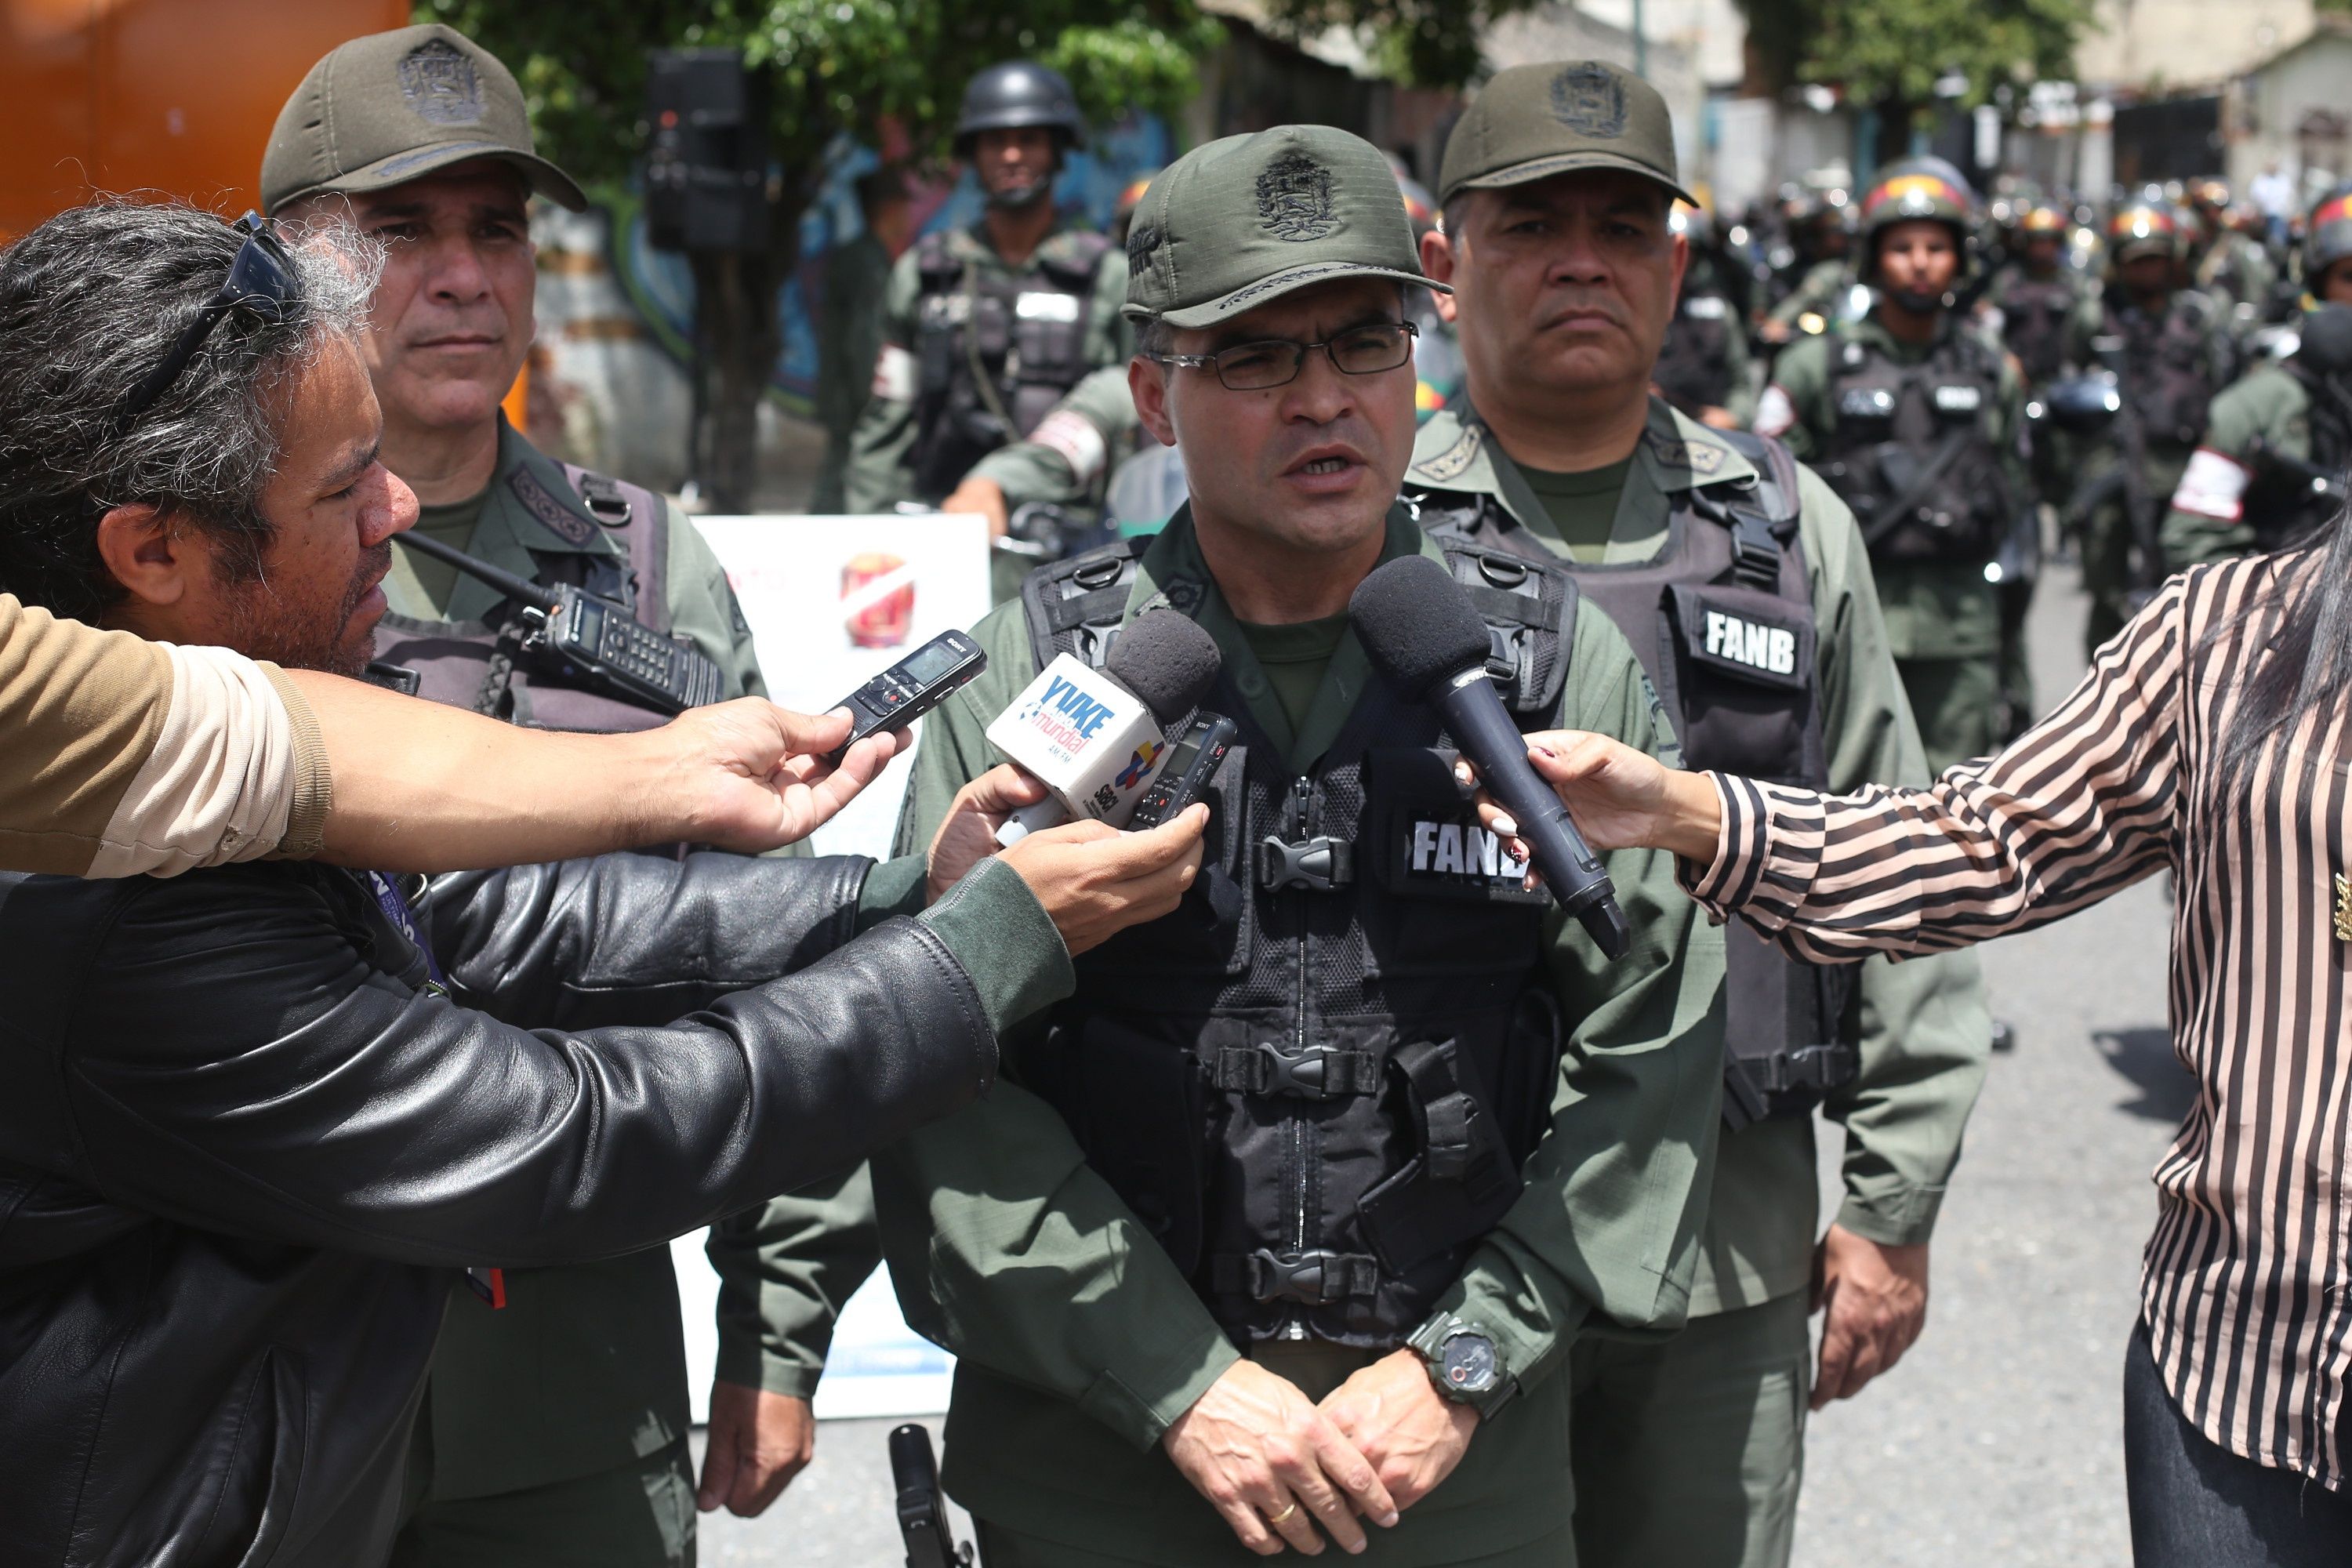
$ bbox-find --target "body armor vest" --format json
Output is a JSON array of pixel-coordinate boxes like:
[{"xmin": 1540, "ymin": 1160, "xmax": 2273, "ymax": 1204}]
[
  {"xmin": 373, "ymin": 466, "xmax": 681, "ymax": 733},
  {"xmin": 1410, "ymin": 428, "xmax": 1859, "ymax": 1131},
  {"xmin": 1655, "ymin": 290, "xmax": 1740, "ymax": 417},
  {"xmin": 1995, "ymin": 272, "xmax": 2077, "ymax": 384},
  {"xmin": 909, "ymin": 230, "xmax": 1112, "ymax": 499},
  {"xmin": 2107, "ymin": 294, "xmax": 2218, "ymax": 448},
  {"xmin": 1814, "ymin": 330, "xmax": 2011, "ymax": 564},
  {"xmin": 1011, "ymin": 538, "xmax": 1572, "ymax": 1346}
]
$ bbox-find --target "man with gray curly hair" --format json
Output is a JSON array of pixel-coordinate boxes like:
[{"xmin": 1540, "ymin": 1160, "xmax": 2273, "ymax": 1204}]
[{"xmin": 0, "ymin": 199, "xmax": 1205, "ymax": 1566}]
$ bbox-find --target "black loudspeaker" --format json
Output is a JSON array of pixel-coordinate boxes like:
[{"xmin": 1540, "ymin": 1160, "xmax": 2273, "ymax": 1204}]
[{"xmin": 644, "ymin": 49, "xmax": 772, "ymax": 252}]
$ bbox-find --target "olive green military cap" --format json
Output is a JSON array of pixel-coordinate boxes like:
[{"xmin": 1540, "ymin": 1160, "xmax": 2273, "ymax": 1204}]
[
  {"xmin": 260, "ymin": 24, "xmax": 587, "ymax": 216},
  {"xmin": 1439, "ymin": 60, "xmax": 1695, "ymax": 209},
  {"xmin": 1123, "ymin": 125, "xmax": 1446, "ymax": 328}
]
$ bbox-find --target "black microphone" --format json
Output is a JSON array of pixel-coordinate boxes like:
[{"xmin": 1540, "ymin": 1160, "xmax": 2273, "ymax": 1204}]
[
  {"xmin": 1348, "ymin": 556, "xmax": 1632, "ymax": 961},
  {"xmin": 1105, "ymin": 609, "xmax": 1224, "ymax": 739}
]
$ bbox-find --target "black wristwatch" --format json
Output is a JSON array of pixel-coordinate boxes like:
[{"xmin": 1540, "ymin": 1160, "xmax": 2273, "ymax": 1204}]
[{"xmin": 1406, "ymin": 1313, "xmax": 1516, "ymax": 1418}]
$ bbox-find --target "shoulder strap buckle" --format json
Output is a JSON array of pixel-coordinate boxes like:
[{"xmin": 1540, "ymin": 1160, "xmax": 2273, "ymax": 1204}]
[{"xmin": 571, "ymin": 471, "xmax": 635, "ymax": 526}]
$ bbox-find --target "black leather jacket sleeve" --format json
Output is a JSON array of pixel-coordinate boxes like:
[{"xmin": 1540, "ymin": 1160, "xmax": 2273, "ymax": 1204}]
[
  {"xmin": 423, "ymin": 851, "xmax": 871, "ymax": 1028},
  {"xmin": 50, "ymin": 858, "xmax": 996, "ymax": 1271}
]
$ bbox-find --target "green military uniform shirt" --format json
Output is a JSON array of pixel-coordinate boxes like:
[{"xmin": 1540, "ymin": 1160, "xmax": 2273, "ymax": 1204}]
[
  {"xmin": 856, "ymin": 504, "xmax": 1727, "ymax": 1563},
  {"xmin": 2196, "ymin": 230, "xmax": 2278, "ymax": 321},
  {"xmin": 843, "ymin": 224, "xmax": 1133, "ymax": 514},
  {"xmin": 1768, "ymin": 257, "xmax": 1859, "ymax": 332},
  {"xmin": 1406, "ymin": 398, "xmax": 1991, "ymax": 1316},
  {"xmin": 965, "ymin": 362, "xmax": 1142, "ymax": 516},
  {"xmin": 379, "ymin": 419, "xmax": 821, "ymax": 1500},
  {"xmin": 814, "ymin": 230, "xmax": 897, "ymax": 514},
  {"xmin": 2162, "ymin": 356, "xmax": 2303, "ymax": 557}
]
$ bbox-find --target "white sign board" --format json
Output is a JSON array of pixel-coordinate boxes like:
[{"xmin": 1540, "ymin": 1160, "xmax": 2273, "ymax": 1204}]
[{"xmin": 674, "ymin": 513, "xmax": 990, "ymax": 1424}]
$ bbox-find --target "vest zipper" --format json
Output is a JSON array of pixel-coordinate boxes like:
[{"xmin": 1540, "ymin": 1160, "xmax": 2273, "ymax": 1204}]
[{"xmin": 1284, "ymin": 774, "xmax": 1314, "ymax": 1341}]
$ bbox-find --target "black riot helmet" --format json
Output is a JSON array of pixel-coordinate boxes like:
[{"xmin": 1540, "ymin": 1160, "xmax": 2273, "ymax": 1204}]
[{"xmin": 954, "ymin": 61, "xmax": 1087, "ymax": 157}]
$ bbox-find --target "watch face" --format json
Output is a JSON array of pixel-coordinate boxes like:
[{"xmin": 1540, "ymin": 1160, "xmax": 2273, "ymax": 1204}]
[{"xmin": 1441, "ymin": 1333, "xmax": 1499, "ymax": 1394}]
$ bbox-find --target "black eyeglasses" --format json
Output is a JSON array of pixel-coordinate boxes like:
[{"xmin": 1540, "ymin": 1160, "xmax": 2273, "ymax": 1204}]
[
  {"xmin": 114, "ymin": 212, "xmax": 302, "ymax": 434},
  {"xmin": 1149, "ymin": 320, "xmax": 1417, "ymax": 391}
]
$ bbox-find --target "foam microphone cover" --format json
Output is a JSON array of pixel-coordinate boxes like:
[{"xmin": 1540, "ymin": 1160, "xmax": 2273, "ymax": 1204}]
[
  {"xmin": 1105, "ymin": 608, "xmax": 1224, "ymax": 721},
  {"xmin": 2301, "ymin": 304, "xmax": 2352, "ymax": 379},
  {"xmin": 1348, "ymin": 556, "xmax": 1492, "ymax": 694}
]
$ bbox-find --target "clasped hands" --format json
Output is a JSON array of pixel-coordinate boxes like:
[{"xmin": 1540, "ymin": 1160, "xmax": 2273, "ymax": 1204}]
[{"xmin": 1162, "ymin": 1353, "xmax": 1478, "ymax": 1557}]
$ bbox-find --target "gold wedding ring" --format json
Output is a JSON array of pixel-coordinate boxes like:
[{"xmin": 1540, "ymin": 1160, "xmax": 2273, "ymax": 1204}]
[{"xmin": 1266, "ymin": 1501, "xmax": 1299, "ymax": 1525}]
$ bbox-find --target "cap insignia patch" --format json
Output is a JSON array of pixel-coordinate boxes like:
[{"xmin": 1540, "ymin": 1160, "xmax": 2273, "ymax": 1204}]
[
  {"xmin": 1257, "ymin": 152, "xmax": 1340, "ymax": 244},
  {"xmin": 1127, "ymin": 222, "xmax": 1164, "ymax": 271},
  {"xmin": 398, "ymin": 39, "xmax": 485, "ymax": 127},
  {"xmin": 1551, "ymin": 64, "xmax": 1628, "ymax": 140},
  {"xmin": 1412, "ymin": 424, "xmax": 1483, "ymax": 484}
]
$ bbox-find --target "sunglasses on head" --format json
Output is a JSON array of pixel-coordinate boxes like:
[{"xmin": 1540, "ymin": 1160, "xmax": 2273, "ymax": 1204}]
[{"xmin": 114, "ymin": 212, "xmax": 302, "ymax": 435}]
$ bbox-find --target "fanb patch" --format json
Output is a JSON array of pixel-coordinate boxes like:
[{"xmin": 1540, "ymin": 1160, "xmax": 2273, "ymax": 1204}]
[
  {"xmin": 397, "ymin": 39, "xmax": 484, "ymax": 126},
  {"xmin": 1396, "ymin": 815, "xmax": 1543, "ymax": 903},
  {"xmin": 1257, "ymin": 153, "xmax": 1341, "ymax": 243},
  {"xmin": 1551, "ymin": 64, "xmax": 1628, "ymax": 139},
  {"xmin": 508, "ymin": 466, "xmax": 596, "ymax": 546}
]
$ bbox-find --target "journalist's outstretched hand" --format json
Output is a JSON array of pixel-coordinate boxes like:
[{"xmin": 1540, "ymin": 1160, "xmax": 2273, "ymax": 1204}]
[
  {"xmin": 1459, "ymin": 730, "xmax": 1722, "ymax": 866},
  {"xmin": 924, "ymin": 762, "xmax": 1209, "ymax": 955}
]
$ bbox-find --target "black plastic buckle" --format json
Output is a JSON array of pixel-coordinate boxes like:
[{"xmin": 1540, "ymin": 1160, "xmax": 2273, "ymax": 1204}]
[
  {"xmin": 1243, "ymin": 1249, "xmax": 1366, "ymax": 1307},
  {"xmin": 1256, "ymin": 835, "xmax": 1353, "ymax": 891},
  {"xmin": 575, "ymin": 473, "xmax": 634, "ymax": 526},
  {"xmin": 1223, "ymin": 1042, "xmax": 1374, "ymax": 1098}
]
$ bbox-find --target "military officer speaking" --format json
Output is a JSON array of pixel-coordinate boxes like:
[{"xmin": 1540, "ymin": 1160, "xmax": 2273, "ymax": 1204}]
[
  {"xmin": 2167, "ymin": 187, "xmax": 2352, "ymax": 557},
  {"xmin": 836, "ymin": 125, "xmax": 1727, "ymax": 1566},
  {"xmin": 848, "ymin": 61, "xmax": 1132, "ymax": 518},
  {"xmin": 1757, "ymin": 160, "xmax": 2031, "ymax": 772},
  {"xmin": 1408, "ymin": 64, "xmax": 1990, "ymax": 1567},
  {"xmin": 262, "ymin": 26, "xmax": 801, "ymax": 1563}
]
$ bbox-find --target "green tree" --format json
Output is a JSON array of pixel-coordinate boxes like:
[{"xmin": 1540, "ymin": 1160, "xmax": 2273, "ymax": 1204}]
[{"xmin": 416, "ymin": 0, "xmax": 1218, "ymax": 508}]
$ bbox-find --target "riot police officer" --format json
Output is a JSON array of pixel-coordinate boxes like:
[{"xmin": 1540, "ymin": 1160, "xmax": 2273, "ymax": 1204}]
[
  {"xmin": 1988, "ymin": 203, "xmax": 2096, "ymax": 392},
  {"xmin": 844, "ymin": 61, "xmax": 1131, "ymax": 517},
  {"xmin": 1410, "ymin": 68, "xmax": 1989, "ymax": 1567},
  {"xmin": 1656, "ymin": 200, "xmax": 1756, "ymax": 427},
  {"xmin": 2070, "ymin": 197, "xmax": 2235, "ymax": 652},
  {"xmin": 2167, "ymin": 189, "xmax": 2352, "ymax": 556},
  {"xmin": 262, "ymin": 26, "xmax": 793, "ymax": 1564},
  {"xmin": 1761, "ymin": 187, "xmax": 1857, "ymax": 346},
  {"xmin": 2189, "ymin": 177, "xmax": 2278, "ymax": 321},
  {"xmin": 1760, "ymin": 160, "xmax": 2031, "ymax": 771}
]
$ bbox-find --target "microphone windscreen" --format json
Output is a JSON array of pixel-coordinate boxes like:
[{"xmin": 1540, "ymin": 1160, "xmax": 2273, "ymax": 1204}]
[
  {"xmin": 2302, "ymin": 304, "xmax": 2352, "ymax": 378},
  {"xmin": 1105, "ymin": 608, "xmax": 1224, "ymax": 720},
  {"xmin": 1348, "ymin": 556, "xmax": 1491, "ymax": 697}
]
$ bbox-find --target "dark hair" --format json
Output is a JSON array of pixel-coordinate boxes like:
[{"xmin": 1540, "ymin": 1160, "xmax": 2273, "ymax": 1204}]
[
  {"xmin": 855, "ymin": 165, "xmax": 908, "ymax": 219},
  {"xmin": 1134, "ymin": 314, "xmax": 1174, "ymax": 360},
  {"xmin": 0, "ymin": 202, "xmax": 378, "ymax": 622},
  {"xmin": 2214, "ymin": 508, "xmax": 2352, "ymax": 798}
]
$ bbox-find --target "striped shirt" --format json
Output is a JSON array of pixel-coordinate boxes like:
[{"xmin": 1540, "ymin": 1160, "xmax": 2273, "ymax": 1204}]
[{"xmin": 1684, "ymin": 554, "xmax": 2352, "ymax": 1486}]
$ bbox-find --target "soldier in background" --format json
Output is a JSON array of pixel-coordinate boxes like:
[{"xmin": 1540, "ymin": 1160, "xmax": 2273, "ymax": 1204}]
[
  {"xmin": 1760, "ymin": 189, "xmax": 1857, "ymax": 346},
  {"xmin": 2188, "ymin": 178, "xmax": 2277, "ymax": 322},
  {"xmin": 1654, "ymin": 199, "xmax": 1755, "ymax": 427},
  {"xmin": 2070, "ymin": 198, "xmax": 2235, "ymax": 652},
  {"xmin": 843, "ymin": 61, "xmax": 1130, "ymax": 518},
  {"xmin": 813, "ymin": 165, "xmax": 913, "ymax": 513},
  {"xmin": 1759, "ymin": 160, "xmax": 2031, "ymax": 772},
  {"xmin": 2167, "ymin": 189, "xmax": 2352, "ymax": 557}
]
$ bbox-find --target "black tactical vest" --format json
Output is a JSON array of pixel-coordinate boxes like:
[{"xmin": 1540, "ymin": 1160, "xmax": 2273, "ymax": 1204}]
[
  {"xmin": 2106, "ymin": 293, "xmax": 2218, "ymax": 448},
  {"xmin": 1410, "ymin": 429, "xmax": 1859, "ymax": 1131},
  {"xmin": 1010, "ymin": 537, "xmax": 1572, "ymax": 1346},
  {"xmin": 908, "ymin": 229, "xmax": 1112, "ymax": 500},
  {"xmin": 1813, "ymin": 329, "xmax": 2012, "ymax": 564},
  {"xmin": 373, "ymin": 465, "xmax": 681, "ymax": 733},
  {"xmin": 1995, "ymin": 272, "xmax": 2077, "ymax": 384},
  {"xmin": 1655, "ymin": 290, "xmax": 1740, "ymax": 417}
]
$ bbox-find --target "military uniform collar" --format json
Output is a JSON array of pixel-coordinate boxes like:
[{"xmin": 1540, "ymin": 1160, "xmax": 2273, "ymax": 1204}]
[
  {"xmin": 1408, "ymin": 395, "xmax": 1756, "ymax": 525},
  {"xmin": 949, "ymin": 219, "xmax": 1087, "ymax": 271},
  {"xmin": 1121, "ymin": 502, "xmax": 1439, "ymax": 769},
  {"xmin": 437, "ymin": 417, "xmax": 626, "ymax": 625}
]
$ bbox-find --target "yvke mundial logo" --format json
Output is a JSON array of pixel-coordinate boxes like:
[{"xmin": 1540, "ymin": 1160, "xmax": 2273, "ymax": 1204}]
[{"xmin": 1019, "ymin": 673, "xmax": 1122, "ymax": 755}]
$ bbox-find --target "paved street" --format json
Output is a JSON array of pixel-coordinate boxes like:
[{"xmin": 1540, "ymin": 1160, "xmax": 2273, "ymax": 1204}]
[{"xmin": 700, "ymin": 561, "xmax": 2185, "ymax": 1567}]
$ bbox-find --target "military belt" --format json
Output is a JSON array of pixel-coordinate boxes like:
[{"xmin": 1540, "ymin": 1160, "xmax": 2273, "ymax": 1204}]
[
  {"xmin": 1213, "ymin": 1042, "xmax": 1384, "ymax": 1099},
  {"xmin": 1213, "ymin": 1249, "xmax": 1381, "ymax": 1307}
]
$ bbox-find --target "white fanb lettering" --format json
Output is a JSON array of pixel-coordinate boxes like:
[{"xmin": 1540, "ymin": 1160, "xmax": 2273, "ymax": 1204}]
[
  {"xmin": 1703, "ymin": 609, "xmax": 1798, "ymax": 675},
  {"xmin": 1434, "ymin": 823, "xmax": 1465, "ymax": 874},
  {"xmin": 1705, "ymin": 610, "xmax": 1730, "ymax": 657},
  {"xmin": 1744, "ymin": 620, "xmax": 1769, "ymax": 667},
  {"xmin": 1768, "ymin": 628, "xmax": 1796, "ymax": 673},
  {"xmin": 1411, "ymin": 820, "xmax": 1439, "ymax": 872},
  {"xmin": 1473, "ymin": 826, "xmax": 1501, "ymax": 878},
  {"xmin": 2172, "ymin": 445, "xmax": 2252, "ymax": 521},
  {"xmin": 1015, "ymin": 291, "xmax": 1082, "ymax": 323}
]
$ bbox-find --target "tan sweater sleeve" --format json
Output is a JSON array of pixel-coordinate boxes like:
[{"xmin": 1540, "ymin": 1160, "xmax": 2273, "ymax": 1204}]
[{"xmin": 0, "ymin": 595, "xmax": 325, "ymax": 877}]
